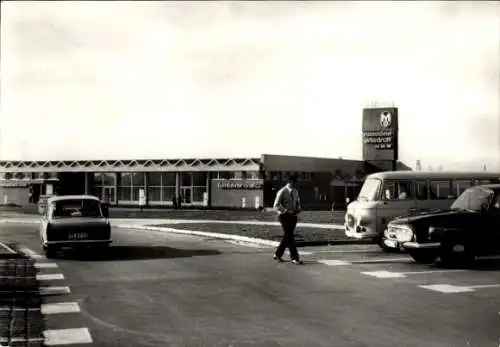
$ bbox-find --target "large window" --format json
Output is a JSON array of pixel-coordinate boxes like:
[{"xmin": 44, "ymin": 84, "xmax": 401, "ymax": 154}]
[
  {"xmin": 148, "ymin": 172, "xmax": 177, "ymax": 203},
  {"xmin": 93, "ymin": 173, "xmax": 116, "ymax": 203},
  {"xmin": 180, "ymin": 172, "xmax": 207, "ymax": 204},
  {"xmin": 118, "ymin": 173, "xmax": 145, "ymax": 202},
  {"xmin": 429, "ymin": 180, "xmax": 453, "ymax": 200}
]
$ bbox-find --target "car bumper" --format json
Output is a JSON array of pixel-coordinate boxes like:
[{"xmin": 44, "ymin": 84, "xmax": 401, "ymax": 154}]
[
  {"xmin": 43, "ymin": 240, "xmax": 112, "ymax": 247},
  {"xmin": 344, "ymin": 224, "xmax": 378, "ymax": 240},
  {"xmin": 402, "ymin": 242, "xmax": 440, "ymax": 249},
  {"xmin": 382, "ymin": 238, "xmax": 401, "ymax": 249}
]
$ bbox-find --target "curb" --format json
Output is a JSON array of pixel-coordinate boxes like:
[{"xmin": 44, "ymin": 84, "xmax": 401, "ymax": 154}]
[
  {"xmin": 0, "ymin": 219, "xmax": 369, "ymax": 248},
  {"xmin": 116, "ymin": 224, "xmax": 282, "ymax": 247},
  {"xmin": 114, "ymin": 224, "xmax": 370, "ymax": 248},
  {"xmin": 0, "ymin": 242, "xmax": 26, "ymax": 259}
]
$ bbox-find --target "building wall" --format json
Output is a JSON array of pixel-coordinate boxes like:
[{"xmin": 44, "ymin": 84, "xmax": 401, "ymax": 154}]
[
  {"xmin": 210, "ymin": 179, "xmax": 264, "ymax": 209},
  {"xmin": 0, "ymin": 187, "xmax": 30, "ymax": 206}
]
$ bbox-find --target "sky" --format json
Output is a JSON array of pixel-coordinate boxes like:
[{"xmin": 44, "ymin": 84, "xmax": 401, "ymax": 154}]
[{"xmin": 1, "ymin": 1, "xmax": 499, "ymax": 171}]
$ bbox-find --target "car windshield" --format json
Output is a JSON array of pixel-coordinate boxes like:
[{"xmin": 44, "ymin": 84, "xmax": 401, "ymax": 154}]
[
  {"xmin": 451, "ymin": 187, "xmax": 493, "ymax": 212},
  {"xmin": 51, "ymin": 199, "xmax": 103, "ymax": 218},
  {"xmin": 357, "ymin": 178, "xmax": 381, "ymax": 201}
]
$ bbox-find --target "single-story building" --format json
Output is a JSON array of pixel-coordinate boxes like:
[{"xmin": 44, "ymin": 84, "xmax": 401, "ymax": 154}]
[{"xmin": 0, "ymin": 154, "xmax": 411, "ymax": 210}]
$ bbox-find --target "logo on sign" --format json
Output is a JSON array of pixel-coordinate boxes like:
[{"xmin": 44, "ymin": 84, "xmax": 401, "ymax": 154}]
[{"xmin": 380, "ymin": 111, "xmax": 392, "ymax": 129}]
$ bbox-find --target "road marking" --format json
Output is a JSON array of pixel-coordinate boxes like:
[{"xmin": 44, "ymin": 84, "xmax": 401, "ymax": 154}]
[
  {"xmin": 41, "ymin": 302, "xmax": 80, "ymax": 315},
  {"xmin": 318, "ymin": 257, "xmax": 410, "ymax": 266},
  {"xmin": 419, "ymin": 283, "xmax": 500, "ymax": 294},
  {"xmin": 44, "ymin": 328, "xmax": 93, "ymax": 345},
  {"xmin": 313, "ymin": 249, "xmax": 381, "ymax": 254},
  {"xmin": 351, "ymin": 257, "xmax": 411, "ymax": 264},
  {"xmin": 318, "ymin": 259, "xmax": 352, "ymax": 266},
  {"xmin": 35, "ymin": 262, "xmax": 58, "ymax": 269},
  {"xmin": 8, "ymin": 337, "xmax": 45, "ymax": 343},
  {"xmin": 362, "ymin": 269, "xmax": 467, "ymax": 278},
  {"xmin": 0, "ymin": 241, "xmax": 17, "ymax": 254},
  {"xmin": 19, "ymin": 247, "xmax": 47, "ymax": 260},
  {"xmin": 39, "ymin": 286, "xmax": 71, "ymax": 296},
  {"xmin": 0, "ymin": 307, "xmax": 41, "ymax": 311},
  {"xmin": 37, "ymin": 273, "xmax": 65, "ymax": 281}
]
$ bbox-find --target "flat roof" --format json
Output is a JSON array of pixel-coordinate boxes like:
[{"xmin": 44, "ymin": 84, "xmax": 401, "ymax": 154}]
[
  {"xmin": 0, "ymin": 157, "xmax": 261, "ymax": 173},
  {"xmin": 367, "ymin": 171, "xmax": 500, "ymax": 180}
]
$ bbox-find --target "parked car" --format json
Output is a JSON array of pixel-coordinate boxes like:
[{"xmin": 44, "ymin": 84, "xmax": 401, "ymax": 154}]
[
  {"xmin": 383, "ymin": 184, "xmax": 500, "ymax": 266},
  {"xmin": 39, "ymin": 195, "xmax": 111, "ymax": 258}
]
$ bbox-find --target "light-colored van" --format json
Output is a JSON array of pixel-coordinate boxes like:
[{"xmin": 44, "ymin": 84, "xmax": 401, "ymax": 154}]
[{"xmin": 344, "ymin": 171, "xmax": 500, "ymax": 251}]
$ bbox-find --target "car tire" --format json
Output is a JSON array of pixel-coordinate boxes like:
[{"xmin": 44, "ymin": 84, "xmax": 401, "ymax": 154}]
[
  {"xmin": 375, "ymin": 236, "xmax": 398, "ymax": 253},
  {"xmin": 407, "ymin": 249, "xmax": 438, "ymax": 264},
  {"xmin": 44, "ymin": 247, "xmax": 56, "ymax": 259},
  {"xmin": 439, "ymin": 241, "xmax": 474, "ymax": 268}
]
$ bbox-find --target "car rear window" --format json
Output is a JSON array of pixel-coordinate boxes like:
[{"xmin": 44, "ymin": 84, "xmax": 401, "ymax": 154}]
[{"xmin": 51, "ymin": 199, "xmax": 102, "ymax": 218}]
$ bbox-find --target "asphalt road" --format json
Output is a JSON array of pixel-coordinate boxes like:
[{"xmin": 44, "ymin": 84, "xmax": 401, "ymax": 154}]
[{"xmin": 0, "ymin": 223, "xmax": 499, "ymax": 347}]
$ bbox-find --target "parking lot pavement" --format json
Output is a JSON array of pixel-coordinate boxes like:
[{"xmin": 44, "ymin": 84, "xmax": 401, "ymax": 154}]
[
  {"xmin": 3, "ymin": 223, "xmax": 500, "ymax": 347},
  {"xmin": 306, "ymin": 246, "xmax": 500, "ymax": 296}
]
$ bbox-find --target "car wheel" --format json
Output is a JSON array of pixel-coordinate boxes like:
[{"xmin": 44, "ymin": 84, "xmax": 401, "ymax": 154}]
[
  {"xmin": 407, "ymin": 249, "xmax": 438, "ymax": 264},
  {"xmin": 439, "ymin": 241, "xmax": 474, "ymax": 268},
  {"xmin": 44, "ymin": 247, "xmax": 56, "ymax": 259},
  {"xmin": 375, "ymin": 236, "xmax": 398, "ymax": 253}
]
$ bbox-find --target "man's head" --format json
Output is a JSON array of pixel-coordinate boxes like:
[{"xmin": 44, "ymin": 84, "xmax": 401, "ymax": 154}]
[{"xmin": 285, "ymin": 175, "xmax": 297, "ymax": 188}]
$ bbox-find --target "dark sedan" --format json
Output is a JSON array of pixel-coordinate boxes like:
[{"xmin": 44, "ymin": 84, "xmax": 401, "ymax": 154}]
[
  {"xmin": 39, "ymin": 195, "xmax": 112, "ymax": 258},
  {"xmin": 383, "ymin": 184, "xmax": 500, "ymax": 266}
]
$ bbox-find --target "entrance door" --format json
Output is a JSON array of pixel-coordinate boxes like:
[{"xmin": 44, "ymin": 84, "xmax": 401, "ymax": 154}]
[
  {"xmin": 181, "ymin": 188, "xmax": 192, "ymax": 204},
  {"xmin": 103, "ymin": 187, "xmax": 116, "ymax": 204}
]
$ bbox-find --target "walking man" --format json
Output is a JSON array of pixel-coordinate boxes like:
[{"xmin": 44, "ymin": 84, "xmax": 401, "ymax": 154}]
[{"xmin": 273, "ymin": 175, "xmax": 303, "ymax": 265}]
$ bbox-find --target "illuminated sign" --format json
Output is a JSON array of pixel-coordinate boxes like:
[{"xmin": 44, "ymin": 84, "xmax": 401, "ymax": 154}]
[{"xmin": 217, "ymin": 182, "xmax": 263, "ymax": 190}]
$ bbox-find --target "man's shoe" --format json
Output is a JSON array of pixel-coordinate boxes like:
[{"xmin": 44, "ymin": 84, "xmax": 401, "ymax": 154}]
[
  {"xmin": 273, "ymin": 254, "xmax": 284, "ymax": 262},
  {"xmin": 291, "ymin": 260, "xmax": 303, "ymax": 265}
]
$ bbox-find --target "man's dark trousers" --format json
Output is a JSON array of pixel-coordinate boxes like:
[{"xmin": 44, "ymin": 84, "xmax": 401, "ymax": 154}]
[{"xmin": 275, "ymin": 213, "xmax": 299, "ymax": 261}]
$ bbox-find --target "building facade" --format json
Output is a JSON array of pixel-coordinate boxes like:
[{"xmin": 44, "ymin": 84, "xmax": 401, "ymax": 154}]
[{"xmin": 0, "ymin": 154, "xmax": 410, "ymax": 210}]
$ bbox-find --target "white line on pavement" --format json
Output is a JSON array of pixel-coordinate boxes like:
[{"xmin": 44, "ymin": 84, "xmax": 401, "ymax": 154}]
[
  {"xmin": 35, "ymin": 262, "xmax": 58, "ymax": 269},
  {"xmin": 0, "ymin": 241, "xmax": 17, "ymax": 254},
  {"xmin": 318, "ymin": 257, "xmax": 410, "ymax": 266},
  {"xmin": 44, "ymin": 328, "xmax": 93, "ymax": 345},
  {"xmin": 41, "ymin": 302, "xmax": 81, "ymax": 315},
  {"xmin": 419, "ymin": 283, "xmax": 500, "ymax": 294},
  {"xmin": 37, "ymin": 273, "xmax": 65, "ymax": 281},
  {"xmin": 39, "ymin": 286, "xmax": 71, "ymax": 296},
  {"xmin": 313, "ymin": 249, "xmax": 381, "ymax": 254},
  {"xmin": 362, "ymin": 269, "xmax": 467, "ymax": 279},
  {"xmin": 318, "ymin": 259, "xmax": 352, "ymax": 266}
]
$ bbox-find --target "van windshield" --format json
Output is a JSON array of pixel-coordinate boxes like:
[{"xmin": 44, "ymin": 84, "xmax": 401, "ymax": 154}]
[
  {"xmin": 451, "ymin": 187, "xmax": 493, "ymax": 212},
  {"xmin": 357, "ymin": 178, "xmax": 381, "ymax": 201}
]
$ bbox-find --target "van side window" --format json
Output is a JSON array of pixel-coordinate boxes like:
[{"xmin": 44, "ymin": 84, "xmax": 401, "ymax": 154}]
[
  {"xmin": 415, "ymin": 180, "xmax": 428, "ymax": 200},
  {"xmin": 475, "ymin": 179, "xmax": 500, "ymax": 185},
  {"xmin": 454, "ymin": 180, "xmax": 472, "ymax": 197},
  {"xmin": 382, "ymin": 180, "xmax": 414, "ymax": 201},
  {"xmin": 429, "ymin": 180, "xmax": 453, "ymax": 200}
]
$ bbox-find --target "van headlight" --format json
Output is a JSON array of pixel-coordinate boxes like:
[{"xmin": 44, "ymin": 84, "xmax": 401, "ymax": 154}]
[{"xmin": 388, "ymin": 224, "xmax": 414, "ymax": 243}]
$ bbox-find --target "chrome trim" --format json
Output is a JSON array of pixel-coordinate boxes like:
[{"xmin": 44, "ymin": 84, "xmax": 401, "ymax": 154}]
[
  {"xmin": 403, "ymin": 242, "xmax": 440, "ymax": 249},
  {"xmin": 44, "ymin": 239, "xmax": 112, "ymax": 245}
]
